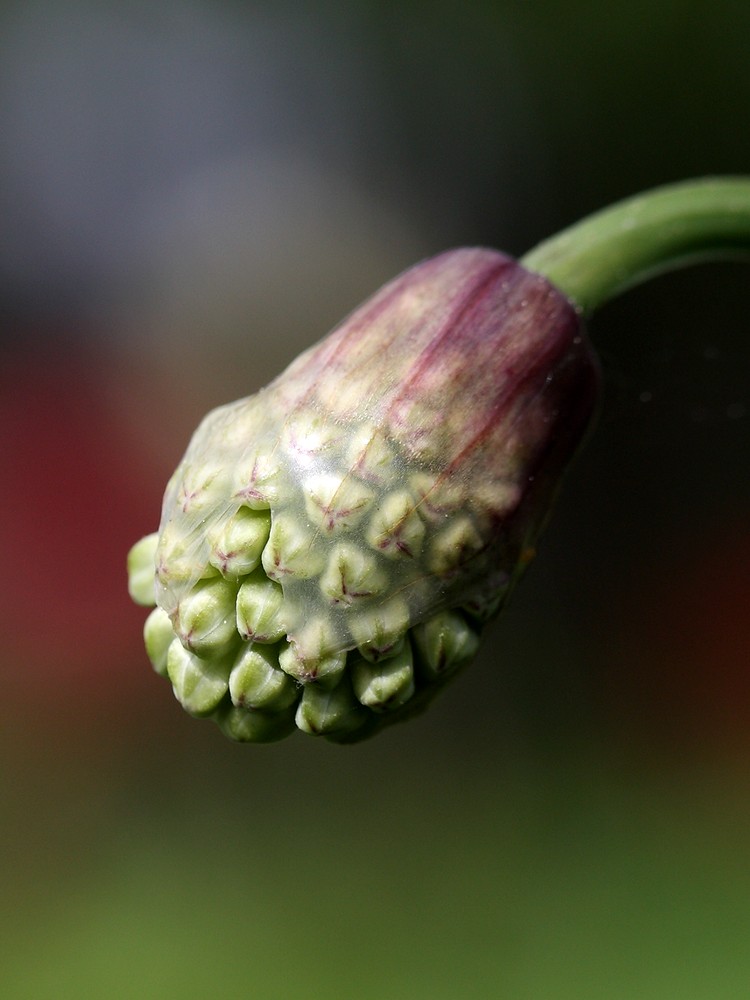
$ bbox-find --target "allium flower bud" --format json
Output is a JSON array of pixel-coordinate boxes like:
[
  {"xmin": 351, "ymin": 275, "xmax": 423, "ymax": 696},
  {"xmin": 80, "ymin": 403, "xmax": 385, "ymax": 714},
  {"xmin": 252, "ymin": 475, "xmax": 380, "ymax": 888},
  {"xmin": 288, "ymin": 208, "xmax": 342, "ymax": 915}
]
[{"xmin": 128, "ymin": 248, "xmax": 599, "ymax": 742}]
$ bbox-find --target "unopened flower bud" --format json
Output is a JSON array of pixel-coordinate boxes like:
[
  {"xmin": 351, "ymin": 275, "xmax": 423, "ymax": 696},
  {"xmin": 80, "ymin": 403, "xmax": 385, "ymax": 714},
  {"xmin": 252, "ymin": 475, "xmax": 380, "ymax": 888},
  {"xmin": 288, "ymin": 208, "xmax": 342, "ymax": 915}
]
[
  {"xmin": 128, "ymin": 247, "xmax": 599, "ymax": 742},
  {"xmin": 143, "ymin": 606, "xmax": 174, "ymax": 678},
  {"xmin": 351, "ymin": 641, "xmax": 415, "ymax": 712},
  {"xmin": 260, "ymin": 513, "xmax": 324, "ymax": 582},
  {"xmin": 344, "ymin": 425, "xmax": 394, "ymax": 485},
  {"xmin": 173, "ymin": 576, "xmax": 239, "ymax": 658},
  {"xmin": 412, "ymin": 609, "xmax": 481, "ymax": 679},
  {"xmin": 303, "ymin": 473, "xmax": 374, "ymax": 533},
  {"xmin": 365, "ymin": 491, "xmax": 425, "ymax": 560},
  {"xmin": 295, "ymin": 677, "xmax": 370, "ymax": 739},
  {"xmin": 348, "ymin": 599, "xmax": 410, "ymax": 662},
  {"xmin": 127, "ymin": 533, "xmax": 158, "ymax": 606},
  {"xmin": 208, "ymin": 507, "xmax": 270, "ymax": 579},
  {"xmin": 233, "ymin": 452, "xmax": 282, "ymax": 509},
  {"xmin": 278, "ymin": 641, "xmax": 347, "ymax": 690},
  {"xmin": 166, "ymin": 639, "xmax": 232, "ymax": 717},
  {"xmin": 215, "ymin": 702, "xmax": 296, "ymax": 743},
  {"xmin": 318, "ymin": 543, "xmax": 387, "ymax": 608},
  {"xmin": 235, "ymin": 568, "xmax": 287, "ymax": 643},
  {"xmin": 426, "ymin": 516, "xmax": 484, "ymax": 579},
  {"xmin": 229, "ymin": 642, "xmax": 299, "ymax": 712}
]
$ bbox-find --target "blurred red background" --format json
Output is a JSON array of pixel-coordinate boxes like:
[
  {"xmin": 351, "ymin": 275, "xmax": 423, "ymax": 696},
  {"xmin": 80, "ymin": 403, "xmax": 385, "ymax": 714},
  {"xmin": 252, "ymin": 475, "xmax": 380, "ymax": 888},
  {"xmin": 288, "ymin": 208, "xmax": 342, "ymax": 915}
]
[{"xmin": 1, "ymin": 340, "xmax": 166, "ymax": 712}]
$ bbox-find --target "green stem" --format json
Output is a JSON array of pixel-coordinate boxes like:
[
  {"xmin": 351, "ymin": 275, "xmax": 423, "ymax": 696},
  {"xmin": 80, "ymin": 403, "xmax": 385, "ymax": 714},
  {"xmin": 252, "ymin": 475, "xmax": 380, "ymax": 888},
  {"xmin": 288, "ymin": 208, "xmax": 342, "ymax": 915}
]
[{"xmin": 520, "ymin": 177, "xmax": 750, "ymax": 315}]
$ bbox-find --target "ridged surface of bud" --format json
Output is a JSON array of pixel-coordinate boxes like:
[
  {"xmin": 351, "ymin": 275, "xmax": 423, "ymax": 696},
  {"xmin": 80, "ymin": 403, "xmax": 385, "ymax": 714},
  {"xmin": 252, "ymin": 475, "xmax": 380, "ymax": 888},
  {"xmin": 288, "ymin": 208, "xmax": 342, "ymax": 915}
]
[{"xmin": 128, "ymin": 248, "xmax": 600, "ymax": 742}]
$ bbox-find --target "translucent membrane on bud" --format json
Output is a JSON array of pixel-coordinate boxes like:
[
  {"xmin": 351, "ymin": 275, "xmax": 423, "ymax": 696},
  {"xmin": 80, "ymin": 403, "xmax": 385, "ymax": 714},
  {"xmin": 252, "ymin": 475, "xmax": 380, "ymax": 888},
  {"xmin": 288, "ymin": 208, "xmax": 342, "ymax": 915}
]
[
  {"xmin": 278, "ymin": 642, "xmax": 347, "ymax": 689},
  {"xmin": 412, "ymin": 610, "xmax": 481, "ymax": 679},
  {"xmin": 366, "ymin": 491, "xmax": 425, "ymax": 559},
  {"xmin": 349, "ymin": 599, "xmax": 410, "ymax": 662},
  {"xmin": 129, "ymin": 247, "xmax": 600, "ymax": 742},
  {"xmin": 208, "ymin": 507, "xmax": 270, "ymax": 578}
]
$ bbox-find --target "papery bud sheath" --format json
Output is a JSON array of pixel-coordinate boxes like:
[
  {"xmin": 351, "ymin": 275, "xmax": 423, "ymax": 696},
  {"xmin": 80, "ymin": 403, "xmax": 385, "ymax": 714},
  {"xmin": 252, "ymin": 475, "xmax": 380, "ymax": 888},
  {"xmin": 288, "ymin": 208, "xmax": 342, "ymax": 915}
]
[{"xmin": 128, "ymin": 248, "xmax": 599, "ymax": 742}]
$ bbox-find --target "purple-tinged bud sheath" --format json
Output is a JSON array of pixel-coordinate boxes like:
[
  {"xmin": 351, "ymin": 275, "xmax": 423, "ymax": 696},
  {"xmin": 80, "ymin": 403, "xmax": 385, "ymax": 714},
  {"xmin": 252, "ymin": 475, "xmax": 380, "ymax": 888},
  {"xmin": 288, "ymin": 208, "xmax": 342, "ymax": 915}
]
[{"xmin": 128, "ymin": 248, "xmax": 599, "ymax": 742}]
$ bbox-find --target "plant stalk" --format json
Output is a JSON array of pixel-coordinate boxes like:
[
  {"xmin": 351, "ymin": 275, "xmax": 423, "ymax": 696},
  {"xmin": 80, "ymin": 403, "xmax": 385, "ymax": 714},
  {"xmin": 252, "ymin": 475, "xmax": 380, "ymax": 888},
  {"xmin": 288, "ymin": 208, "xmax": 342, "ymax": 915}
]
[{"xmin": 521, "ymin": 177, "xmax": 750, "ymax": 315}]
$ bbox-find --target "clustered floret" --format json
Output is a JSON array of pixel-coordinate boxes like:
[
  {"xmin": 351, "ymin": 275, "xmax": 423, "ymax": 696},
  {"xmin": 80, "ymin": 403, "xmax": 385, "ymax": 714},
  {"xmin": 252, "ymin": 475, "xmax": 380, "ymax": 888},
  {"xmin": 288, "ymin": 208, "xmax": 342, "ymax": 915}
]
[
  {"xmin": 127, "ymin": 247, "xmax": 599, "ymax": 743},
  {"xmin": 128, "ymin": 399, "xmax": 501, "ymax": 743}
]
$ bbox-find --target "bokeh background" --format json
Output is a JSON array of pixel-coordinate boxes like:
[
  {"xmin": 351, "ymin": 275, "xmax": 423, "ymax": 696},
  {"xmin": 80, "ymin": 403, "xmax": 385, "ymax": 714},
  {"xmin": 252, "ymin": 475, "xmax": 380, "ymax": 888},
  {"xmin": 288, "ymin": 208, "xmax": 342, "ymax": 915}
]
[{"xmin": 2, "ymin": 2, "xmax": 750, "ymax": 996}]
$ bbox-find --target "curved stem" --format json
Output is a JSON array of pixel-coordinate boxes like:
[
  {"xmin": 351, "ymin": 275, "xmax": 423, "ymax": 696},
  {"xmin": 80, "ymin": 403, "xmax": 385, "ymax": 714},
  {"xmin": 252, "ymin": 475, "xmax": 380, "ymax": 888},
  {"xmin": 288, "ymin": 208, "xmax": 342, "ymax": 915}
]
[{"xmin": 521, "ymin": 177, "xmax": 750, "ymax": 315}]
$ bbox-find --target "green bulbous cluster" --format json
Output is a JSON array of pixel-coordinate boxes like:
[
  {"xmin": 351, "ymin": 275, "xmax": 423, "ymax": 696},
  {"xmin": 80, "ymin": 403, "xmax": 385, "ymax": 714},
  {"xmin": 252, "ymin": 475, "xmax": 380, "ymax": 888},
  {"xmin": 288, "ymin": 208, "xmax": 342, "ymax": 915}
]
[
  {"xmin": 128, "ymin": 247, "xmax": 599, "ymax": 743},
  {"xmin": 125, "ymin": 180, "xmax": 750, "ymax": 744},
  {"xmin": 128, "ymin": 402, "xmax": 500, "ymax": 743}
]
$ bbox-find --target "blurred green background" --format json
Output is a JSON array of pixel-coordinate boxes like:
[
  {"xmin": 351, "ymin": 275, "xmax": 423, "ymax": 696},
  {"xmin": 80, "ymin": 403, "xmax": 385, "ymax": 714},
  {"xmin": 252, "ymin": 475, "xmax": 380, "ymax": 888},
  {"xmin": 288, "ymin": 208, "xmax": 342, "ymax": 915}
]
[{"xmin": 1, "ymin": 1, "xmax": 749, "ymax": 996}]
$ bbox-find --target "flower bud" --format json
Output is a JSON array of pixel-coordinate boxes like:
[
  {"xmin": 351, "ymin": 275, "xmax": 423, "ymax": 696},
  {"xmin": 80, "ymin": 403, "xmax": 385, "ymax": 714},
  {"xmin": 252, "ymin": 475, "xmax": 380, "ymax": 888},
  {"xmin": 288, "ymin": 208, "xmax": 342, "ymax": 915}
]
[
  {"xmin": 318, "ymin": 543, "xmax": 387, "ymax": 608},
  {"xmin": 128, "ymin": 247, "xmax": 599, "ymax": 742},
  {"xmin": 166, "ymin": 639, "xmax": 231, "ymax": 718},
  {"xmin": 365, "ymin": 491, "xmax": 425, "ymax": 560},
  {"xmin": 278, "ymin": 640, "xmax": 347, "ymax": 689},
  {"xmin": 351, "ymin": 641, "xmax": 415, "ymax": 712},
  {"xmin": 172, "ymin": 576, "xmax": 239, "ymax": 659},
  {"xmin": 143, "ymin": 606, "xmax": 174, "ymax": 678},
  {"xmin": 411, "ymin": 610, "xmax": 481, "ymax": 680},
  {"xmin": 215, "ymin": 703, "xmax": 297, "ymax": 743},
  {"xmin": 348, "ymin": 599, "xmax": 410, "ymax": 663},
  {"xmin": 295, "ymin": 677, "xmax": 370, "ymax": 739},
  {"xmin": 235, "ymin": 568, "xmax": 287, "ymax": 643},
  {"xmin": 228, "ymin": 642, "xmax": 299, "ymax": 712},
  {"xmin": 207, "ymin": 507, "xmax": 270, "ymax": 579},
  {"xmin": 127, "ymin": 533, "xmax": 158, "ymax": 606}
]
